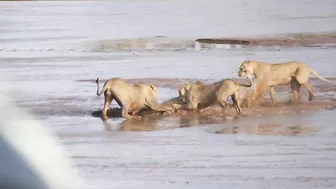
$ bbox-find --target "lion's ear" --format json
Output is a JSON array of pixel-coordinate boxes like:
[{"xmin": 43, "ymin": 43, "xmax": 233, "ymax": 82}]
[
  {"xmin": 243, "ymin": 60, "xmax": 250, "ymax": 65},
  {"xmin": 150, "ymin": 85, "xmax": 157, "ymax": 91}
]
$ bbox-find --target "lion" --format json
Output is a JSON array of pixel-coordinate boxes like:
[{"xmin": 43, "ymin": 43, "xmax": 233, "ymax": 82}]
[
  {"xmin": 161, "ymin": 81, "xmax": 204, "ymax": 107},
  {"xmin": 238, "ymin": 78, "xmax": 257, "ymax": 108},
  {"xmin": 96, "ymin": 77, "xmax": 173, "ymax": 120},
  {"xmin": 177, "ymin": 79, "xmax": 256, "ymax": 108},
  {"xmin": 172, "ymin": 75, "xmax": 253, "ymax": 116},
  {"xmin": 179, "ymin": 81, "xmax": 204, "ymax": 102},
  {"xmin": 238, "ymin": 60, "xmax": 331, "ymax": 105}
]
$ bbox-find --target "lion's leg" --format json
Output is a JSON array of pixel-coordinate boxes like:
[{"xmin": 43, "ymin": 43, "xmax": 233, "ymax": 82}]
[
  {"xmin": 216, "ymin": 93, "xmax": 229, "ymax": 116},
  {"xmin": 252, "ymin": 81, "xmax": 268, "ymax": 107},
  {"xmin": 290, "ymin": 78, "xmax": 301, "ymax": 103},
  {"xmin": 231, "ymin": 96, "xmax": 239, "ymax": 114},
  {"xmin": 233, "ymin": 92, "xmax": 246, "ymax": 116},
  {"xmin": 295, "ymin": 71, "xmax": 314, "ymax": 101},
  {"xmin": 241, "ymin": 96, "xmax": 251, "ymax": 108},
  {"xmin": 146, "ymin": 98, "xmax": 174, "ymax": 113},
  {"xmin": 231, "ymin": 95, "xmax": 240, "ymax": 114},
  {"xmin": 102, "ymin": 94, "xmax": 113, "ymax": 120},
  {"xmin": 217, "ymin": 98, "xmax": 228, "ymax": 109},
  {"xmin": 301, "ymin": 82, "xmax": 314, "ymax": 101},
  {"xmin": 121, "ymin": 104, "xmax": 141, "ymax": 120},
  {"xmin": 132, "ymin": 109, "xmax": 141, "ymax": 116},
  {"xmin": 268, "ymin": 87, "xmax": 277, "ymax": 105},
  {"xmin": 241, "ymin": 98, "xmax": 247, "ymax": 108},
  {"xmin": 121, "ymin": 105, "xmax": 131, "ymax": 119},
  {"xmin": 246, "ymin": 97, "xmax": 251, "ymax": 108}
]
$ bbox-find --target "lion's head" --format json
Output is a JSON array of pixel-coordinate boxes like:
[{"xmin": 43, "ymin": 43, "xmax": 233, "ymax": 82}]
[
  {"xmin": 185, "ymin": 83, "xmax": 203, "ymax": 109},
  {"xmin": 178, "ymin": 81, "xmax": 204, "ymax": 103},
  {"xmin": 178, "ymin": 84, "xmax": 191, "ymax": 103},
  {"xmin": 238, "ymin": 60, "xmax": 254, "ymax": 77}
]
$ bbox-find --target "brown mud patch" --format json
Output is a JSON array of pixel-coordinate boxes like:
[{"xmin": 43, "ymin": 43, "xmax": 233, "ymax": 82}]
[
  {"xmin": 91, "ymin": 100, "xmax": 336, "ymax": 120},
  {"xmin": 196, "ymin": 32, "xmax": 336, "ymax": 47},
  {"xmin": 103, "ymin": 117, "xmax": 161, "ymax": 132}
]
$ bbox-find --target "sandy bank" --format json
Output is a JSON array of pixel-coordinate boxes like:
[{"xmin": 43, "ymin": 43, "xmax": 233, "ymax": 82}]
[{"xmin": 196, "ymin": 33, "xmax": 336, "ymax": 47}]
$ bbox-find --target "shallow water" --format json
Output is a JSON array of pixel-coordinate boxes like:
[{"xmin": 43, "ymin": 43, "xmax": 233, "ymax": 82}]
[
  {"xmin": 1, "ymin": 0, "xmax": 336, "ymax": 188},
  {"xmin": 54, "ymin": 110, "xmax": 336, "ymax": 189}
]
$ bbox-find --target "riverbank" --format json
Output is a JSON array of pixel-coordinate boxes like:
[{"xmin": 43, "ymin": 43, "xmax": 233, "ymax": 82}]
[{"xmin": 196, "ymin": 32, "xmax": 336, "ymax": 48}]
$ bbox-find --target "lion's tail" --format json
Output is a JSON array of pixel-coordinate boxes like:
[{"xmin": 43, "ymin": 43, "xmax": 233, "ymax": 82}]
[
  {"xmin": 238, "ymin": 74, "xmax": 253, "ymax": 87},
  {"xmin": 96, "ymin": 77, "xmax": 108, "ymax": 96},
  {"xmin": 309, "ymin": 69, "xmax": 331, "ymax": 83}
]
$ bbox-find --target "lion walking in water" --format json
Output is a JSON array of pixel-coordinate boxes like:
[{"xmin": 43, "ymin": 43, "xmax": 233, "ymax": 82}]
[{"xmin": 238, "ymin": 60, "xmax": 331, "ymax": 105}]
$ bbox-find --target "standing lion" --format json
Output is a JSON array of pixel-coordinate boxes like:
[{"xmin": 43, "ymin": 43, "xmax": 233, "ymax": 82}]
[{"xmin": 238, "ymin": 60, "xmax": 331, "ymax": 105}]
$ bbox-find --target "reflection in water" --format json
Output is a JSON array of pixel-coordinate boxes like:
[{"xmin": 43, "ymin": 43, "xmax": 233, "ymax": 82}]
[
  {"xmin": 102, "ymin": 114, "xmax": 232, "ymax": 132},
  {"xmin": 216, "ymin": 123, "xmax": 315, "ymax": 136},
  {"xmin": 95, "ymin": 104, "xmax": 324, "ymax": 136},
  {"xmin": 102, "ymin": 116, "xmax": 160, "ymax": 132},
  {"xmin": 178, "ymin": 116, "xmax": 201, "ymax": 128},
  {"xmin": 119, "ymin": 118, "xmax": 158, "ymax": 132},
  {"xmin": 178, "ymin": 115, "xmax": 227, "ymax": 128},
  {"xmin": 101, "ymin": 114, "xmax": 316, "ymax": 136}
]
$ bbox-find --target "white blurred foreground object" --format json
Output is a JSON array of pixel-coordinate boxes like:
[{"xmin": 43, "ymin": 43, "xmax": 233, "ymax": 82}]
[{"xmin": 0, "ymin": 84, "xmax": 85, "ymax": 189}]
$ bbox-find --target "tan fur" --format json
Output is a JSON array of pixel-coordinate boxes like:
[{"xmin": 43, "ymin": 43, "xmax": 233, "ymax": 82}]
[
  {"xmin": 178, "ymin": 79, "xmax": 256, "ymax": 108},
  {"xmin": 238, "ymin": 60, "xmax": 331, "ymax": 105},
  {"xmin": 96, "ymin": 77, "xmax": 173, "ymax": 120},
  {"xmin": 161, "ymin": 81, "xmax": 204, "ymax": 107},
  {"xmin": 172, "ymin": 75, "xmax": 253, "ymax": 116},
  {"xmin": 178, "ymin": 81, "xmax": 204, "ymax": 103},
  {"xmin": 239, "ymin": 79, "xmax": 257, "ymax": 108}
]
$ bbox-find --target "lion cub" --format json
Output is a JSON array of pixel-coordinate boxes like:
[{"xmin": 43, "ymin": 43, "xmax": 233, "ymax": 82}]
[{"xmin": 173, "ymin": 75, "xmax": 253, "ymax": 116}]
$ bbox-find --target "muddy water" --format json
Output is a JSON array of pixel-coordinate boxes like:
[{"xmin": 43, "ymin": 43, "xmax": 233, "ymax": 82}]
[{"xmin": 1, "ymin": 0, "xmax": 336, "ymax": 189}]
